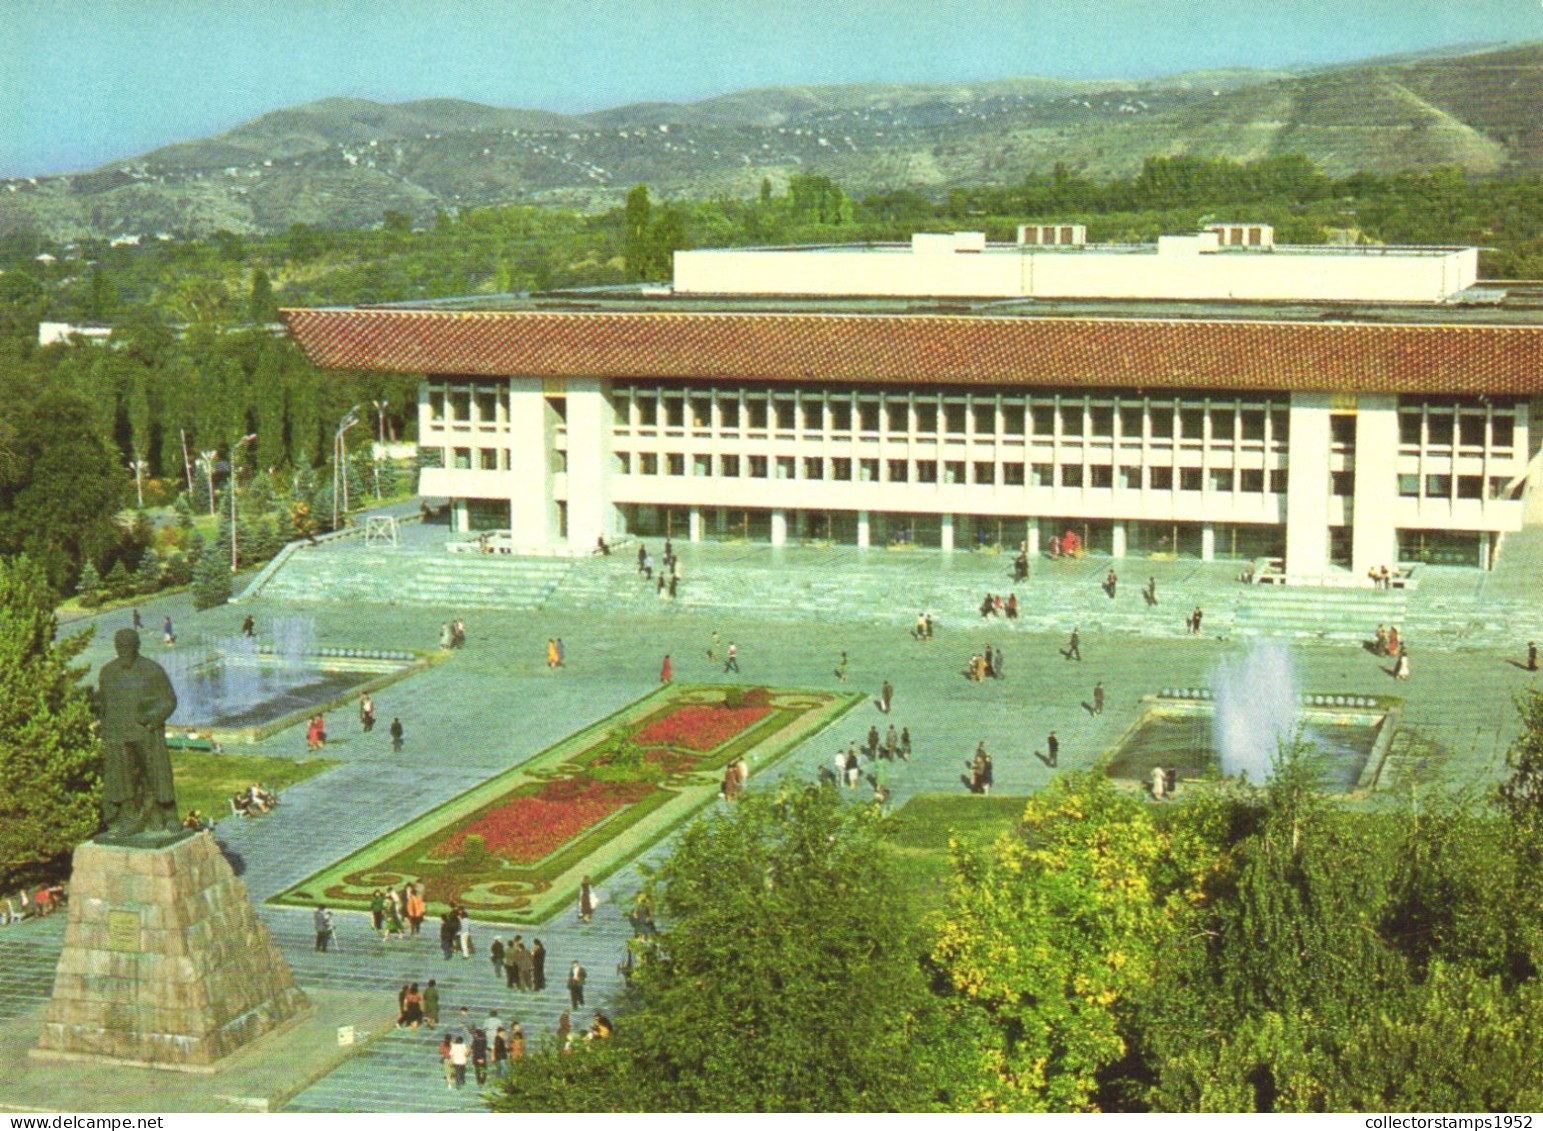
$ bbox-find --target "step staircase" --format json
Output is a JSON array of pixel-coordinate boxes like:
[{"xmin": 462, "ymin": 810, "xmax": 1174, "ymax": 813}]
[
  {"xmin": 258, "ymin": 542, "xmax": 574, "ymax": 612},
  {"xmin": 1231, "ymin": 586, "xmax": 1407, "ymax": 645}
]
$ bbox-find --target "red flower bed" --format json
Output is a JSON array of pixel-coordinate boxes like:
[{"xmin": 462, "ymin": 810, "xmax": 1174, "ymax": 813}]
[
  {"xmin": 633, "ymin": 704, "xmax": 773, "ymax": 752},
  {"xmin": 429, "ymin": 778, "xmax": 651, "ymax": 864}
]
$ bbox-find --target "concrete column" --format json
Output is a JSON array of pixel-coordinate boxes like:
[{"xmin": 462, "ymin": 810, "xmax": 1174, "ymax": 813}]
[
  {"xmin": 1026, "ymin": 521, "xmax": 1040, "ymax": 558},
  {"xmin": 508, "ymin": 377, "xmax": 557, "ymax": 547},
  {"xmin": 689, "ymin": 506, "xmax": 703, "ymax": 543},
  {"xmin": 1285, "ymin": 393, "xmax": 1332, "ymax": 578},
  {"xmin": 940, "ymin": 513, "xmax": 955, "ymax": 552},
  {"xmin": 1479, "ymin": 533, "xmax": 1491, "ymax": 571},
  {"xmin": 453, "ymin": 499, "xmax": 470, "ymax": 533},
  {"xmin": 1112, "ymin": 520, "xmax": 1127, "ymax": 559},
  {"xmin": 1201, "ymin": 523, "xmax": 1216, "ymax": 562},
  {"xmin": 563, "ymin": 377, "xmax": 615, "ymax": 553},
  {"xmin": 1351, "ymin": 394, "xmax": 1399, "ymax": 578},
  {"xmin": 771, "ymin": 508, "xmax": 788, "ymax": 546},
  {"xmin": 857, "ymin": 510, "xmax": 871, "ymax": 549}
]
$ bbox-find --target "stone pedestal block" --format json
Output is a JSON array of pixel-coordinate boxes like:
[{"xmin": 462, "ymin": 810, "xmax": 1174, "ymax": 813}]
[{"xmin": 36, "ymin": 833, "xmax": 308, "ymax": 1069}]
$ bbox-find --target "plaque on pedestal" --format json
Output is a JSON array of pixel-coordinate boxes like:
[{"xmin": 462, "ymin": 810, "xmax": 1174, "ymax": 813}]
[{"xmin": 35, "ymin": 833, "xmax": 309, "ymax": 1070}]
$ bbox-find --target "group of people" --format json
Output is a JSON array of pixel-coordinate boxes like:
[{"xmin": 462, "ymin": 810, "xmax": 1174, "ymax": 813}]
[
  {"xmin": 545, "ymin": 638, "xmax": 567, "ymax": 669},
  {"xmin": 2, "ymin": 885, "xmax": 65, "ymax": 925},
  {"xmin": 823, "ymin": 722, "xmax": 913, "ymax": 800},
  {"xmin": 1372, "ymin": 624, "xmax": 1411, "ymax": 679},
  {"xmin": 370, "ymin": 884, "xmax": 428, "ymax": 940},
  {"xmin": 305, "ymin": 714, "xmax": 328, "ymax": 751},
  {"xmin": 978, "ymin": 593, "xmax": 1020, "ymax": 620},
  {"xmin": 1150, "ymin": 765, "xmax": 1179, "ymax": 801},
  {"xmin": 965, "ymin": 742, "xmax": 995, "ymax": 794},
  {"xmin": 965, "ymin": 644, "xmax": 1005, "ymax": 682},
  {"xmin": 1366, "ymin": 564, "xmax": 1398, "ymax": 589},
  {"xmin": 636, "ymin": 540, "xmax": 684, "ymax": 598},
  {"xmin": 231, "ymin": 781, "xmax": 277, "ymax": 816},
  {"xmin": 1047, "ymin": 530, "xmax": 1084, "ymax": 559},
  {"xmin": 720, "ymin": 755, "xmax": 750, "ymax": 801},
  {"xmin": 439, "ymin": 619, "xmax": 467, "ymax": 649},
  {"xmin": 435, "ymin": 1008, "xmax": 529, "ymax": 1088},
  {"xmin": 911, "ymin": 611, "xmax": 936, "ymax": 640},
  {"xmin": 490, "ymin": 934, "xmax": 547, "ymax": 990}
]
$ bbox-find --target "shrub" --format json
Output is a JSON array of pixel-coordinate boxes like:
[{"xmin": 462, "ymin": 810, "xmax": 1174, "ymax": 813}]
[
  {"xmin": 723, "ymin": 687, "xmax": 746, "ymax": 709},
  {"xmin": 460, "ymin": 833, "xmax": 490, "ymax": 866}
]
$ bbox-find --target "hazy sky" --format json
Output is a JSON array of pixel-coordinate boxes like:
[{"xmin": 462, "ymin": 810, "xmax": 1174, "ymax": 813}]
[{"xmin": 2, "ymin": 0, "xmax": 1539, "ymax": 177}]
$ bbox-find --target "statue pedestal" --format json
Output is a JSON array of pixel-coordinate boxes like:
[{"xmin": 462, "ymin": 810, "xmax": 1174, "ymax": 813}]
[{"xmin": 35, "ymin": 833, "xmax": 309, "ymax": 1070}]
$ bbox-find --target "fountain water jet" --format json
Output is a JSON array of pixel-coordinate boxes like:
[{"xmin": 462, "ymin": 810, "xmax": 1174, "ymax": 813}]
[{"xmin": 1210, "ymin": 640, "xmax": 1299, "ymax": 783}]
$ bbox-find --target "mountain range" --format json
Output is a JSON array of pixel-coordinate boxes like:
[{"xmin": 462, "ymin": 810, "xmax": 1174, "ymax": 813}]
[{"xmin": 5, "ymin": 40, "xmax": 1542, "ymax": 240}]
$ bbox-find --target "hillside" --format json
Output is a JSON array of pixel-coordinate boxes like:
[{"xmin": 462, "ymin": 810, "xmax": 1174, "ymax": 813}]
[{"xmin": 3, "ymin": 41, "xmax": 1540, "ymax": 239}]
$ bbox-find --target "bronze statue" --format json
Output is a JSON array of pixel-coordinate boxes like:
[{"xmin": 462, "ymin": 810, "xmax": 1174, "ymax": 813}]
[{"xmin": 97, "ymin": 628, "xmax": 181, "ymax": 842}]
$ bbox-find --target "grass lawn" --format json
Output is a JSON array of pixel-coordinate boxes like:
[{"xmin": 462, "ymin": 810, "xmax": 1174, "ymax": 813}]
[
  {"xmin": 883, "ymin": 793, "xmax": 1028, "ymax": 924},
  {"xmin": 172, "ymin": 750, "xmax": 334, "ymax": 824}
]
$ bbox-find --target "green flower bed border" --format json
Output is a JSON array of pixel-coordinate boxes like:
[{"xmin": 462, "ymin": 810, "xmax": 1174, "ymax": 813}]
[{"xmin": 269, "ymin": 683, "xmax": 861, "ymax": 923}]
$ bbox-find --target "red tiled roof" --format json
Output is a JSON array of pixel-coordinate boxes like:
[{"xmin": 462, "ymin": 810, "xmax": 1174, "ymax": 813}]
[{"xmin": 282, "ymin": 308, "xmax": 1543, "ymax": 395}]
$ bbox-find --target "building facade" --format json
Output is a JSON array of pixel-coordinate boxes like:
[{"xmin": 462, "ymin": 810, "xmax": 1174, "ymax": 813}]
[{"xmin": 285, "ymin": 230, "xmax": 1543, "ymax": 579}]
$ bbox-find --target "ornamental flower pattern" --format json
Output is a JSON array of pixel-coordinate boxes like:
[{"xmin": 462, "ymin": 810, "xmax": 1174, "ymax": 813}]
[
  {"xmin": 633, "ymin": 703, "xmax": 773, "ymax": 751},
  {"xmin": 428, "ymin": 777, "xmax": 652, "ymax": 864}
]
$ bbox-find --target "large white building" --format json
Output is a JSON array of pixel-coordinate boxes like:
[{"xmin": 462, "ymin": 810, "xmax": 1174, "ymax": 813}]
[{"xmin": 286, "ymin": 228, "xmax": 1543, "ymax": 580}]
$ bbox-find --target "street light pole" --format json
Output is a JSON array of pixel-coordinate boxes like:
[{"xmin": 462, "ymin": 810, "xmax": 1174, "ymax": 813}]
[
  {"xmin": 128, "ymin": 457, "xmax": 148, "ymax": 509},
  {"xmin": 230, "ymin": 434, "xmax": 257, "ymax": 572},
  {"xmin": 371, "ymin": 399, "xmax": 389, "ymax": 499},
  {"xmin": 198, "ymin": 450, "xmax": 219, "ymax": 515},
  {"xmin": 333, "ymin": 406, "xmax": 360, "ymax": 530}
]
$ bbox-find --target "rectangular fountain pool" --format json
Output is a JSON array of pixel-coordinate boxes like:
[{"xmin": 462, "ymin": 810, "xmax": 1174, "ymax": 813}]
[
  {"xmin": 1106, "ymin": 694, "xmax": 1397, "ymax": 794},
  {"xmin": 162, "ymin": 626, "xmax": 429, "ymax": 745}
]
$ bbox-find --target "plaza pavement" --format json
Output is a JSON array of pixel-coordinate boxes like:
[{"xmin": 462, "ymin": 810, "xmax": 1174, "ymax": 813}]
[{"xmin": 3, "ymin": 521, "xmax": 1539, "ymax": 1111}]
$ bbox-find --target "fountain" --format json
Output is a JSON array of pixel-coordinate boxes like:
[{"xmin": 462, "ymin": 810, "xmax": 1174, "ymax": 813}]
[
  {"xmin": 1211, "ymin": 640, "xmax": 1299, "ymax": 783},
  {"xmin": 158, "ymin": 615, "xmax": 424, "ymax": 743},
  {"xmin": 1103, "ymin": 641, "xmax": 1397, "ymax": 793}
]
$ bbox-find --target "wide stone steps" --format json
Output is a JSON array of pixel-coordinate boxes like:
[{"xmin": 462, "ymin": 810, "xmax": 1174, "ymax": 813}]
[
  {"xmin": 260, "ymin": 546, "xmax": 574, "ymax": 611},
  {"xmin": 1231, "ymin": 588, "xmax": 1408, "ymax": 644}
]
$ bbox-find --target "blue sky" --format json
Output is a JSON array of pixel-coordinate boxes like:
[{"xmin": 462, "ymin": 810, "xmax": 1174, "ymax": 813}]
[{"xmin": 2, "ymin": 0, "xmax": 1539, "ymax": 177}]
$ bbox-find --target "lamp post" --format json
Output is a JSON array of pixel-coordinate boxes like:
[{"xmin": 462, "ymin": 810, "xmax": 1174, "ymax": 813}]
[
  {"xmin": 333, "ymin": 406, "xmax": 360, "ymax": 530},
  {"xmin": 198, "ymin": 450, "xmax": 219, "ymax": 515},
  {"xmin": 371, "ymin": 399, "xmax": 389, "ymax": 499},
  {"xmin": 230, "ymin": 433, "xmax": 257, "ymax": 572},
  {"xmin": 128, "ymin": 457, "xmax": 148, "ymax": 509}
]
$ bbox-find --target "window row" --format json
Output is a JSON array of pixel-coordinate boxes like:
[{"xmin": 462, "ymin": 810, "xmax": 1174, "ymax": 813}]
[
  {"xmin": 614, "ymin": 386, "xmax": 1291, "ymax": 446},
  {"xmin": 427, "ymin": 384, "xmax": 508, "ymax": 428},
  {"xmin": 1397, "ymin": 409, "xmax": 1517, "ymax": 453},
  {"xmin": 1398, "ymin": 473, "xmax": 1514, "ymax": 501},
  {"xmin": 616, "ymin": 451, "xmax": 1288, "ymax": 493}
]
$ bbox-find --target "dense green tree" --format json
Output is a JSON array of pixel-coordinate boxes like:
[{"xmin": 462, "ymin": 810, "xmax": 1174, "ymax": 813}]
[
  {"xmin": 248, "ymin": 268, "xmax": 277, "ymax": 324},
  {"xmin": 0, "ymin": 556, "xmax": 101, "ymax": 890},
  {"xmin": 0, "ymin": 391, "xmax": 126, "ymax": 591},
  {"xmin": 622, "ymin": 184, "xmax": 653, "ymax": 280},
  {"xmin": 492, "ymin": 789, "xmax": 989, "ymax": 1112}
]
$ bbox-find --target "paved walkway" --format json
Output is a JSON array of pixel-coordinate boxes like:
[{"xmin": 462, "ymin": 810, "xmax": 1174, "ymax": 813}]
[{"xmin": 6, "ymin": 529, "xmax": 1538, "ymax": 1111}]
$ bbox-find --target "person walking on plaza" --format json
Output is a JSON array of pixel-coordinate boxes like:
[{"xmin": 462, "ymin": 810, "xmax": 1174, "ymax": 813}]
[
  {"xmin": 880, "ymin": 679, "xmax": 893, "ymax": 714},
  {"xmin": 1105, "ymin": 569, "xmax": 1118, "ymax": 598},
  {"xmin": 448, "ymin": 1035, "xmax": 469, "ymax": 1089},
  {"xmin": 438, "ymin": 911, "xmax": 457, "ymax": 961},
  {"xmin": 660, "ymin": 654, "xmax": 672, "ymax": 683},
  {"xmin": 900, "ymin": 726, "xmax": 912, "ymax": 761},
  {"xmin": 514, "ymin": 937, "xmax": 535, "ymax": 991},
  {"xmin": 1529, "ymin": 641, "xmax": 1539, "ymax": 672},
  {"xmin": 490, "ymin": 936, "xmax": 505, "ymax": 977},
  {"xmin": 359, "ymin": 692, "xmax": 375, "ymax": 732},
  {"xmin": 1375, "ymin": 624, "xmax": 1388, "ymax": 657},
  {"xmin": 1065, "ymin": 627, "xmax": 1081, "ymax": 662},
  {"xmin": 724, "ymin": 642, "xmax": 740, "ymax": 673},
  {"xmin": 458, "ymin": 908, "xmax": 473, "ymax": 959},
  {"xmin": 422, "ymin": 979, "xmax": 439, "ymax": 1027},
  {"xmin": 1093, "ymin": 682, "xmax": 1105, "ymax": 716},
  {"xmin": 568, "ymin": 960, "xmax": 587, "ymax": 1008},
  {"xmin": 131, "ymin": 607, "xmax": 142, "ymax": 631},
  {"xmin": 580, "ymin": 875, "xmax": 597, "ymax": 922},
  {"xmin": 1387, "ymin": 625, "xmax": 1401, "ymax": 658},
  {"xmin": 1395, "ymin": 645, "xmax": 1411, "ymax": 681},
  {"xmin": 835, "ymin": 652, "xmax": 848, "ymax": 682},
  {"xmin": 1047, "ymin": 730, "xmax": 1060, "ymax": 767},
  {"xmin": 556, "ymin": 638, "xmax": 566, "ymax": 667},
  {"xmin": 547, "ymin": 638, "xmax": 560, "ymax": 669},
  {"xmin": 314, "ymin": 905, "xmax": 333, "ymax": 952},
  {"xmin": 503, "ymin": 937, "xmax": 520, "ymax": 988},
  {"xmin": 162, "ymin": 615, "xmax": 176, "ymax": 646},
  {"xmin": 1144, "ymin": 576, "xmax": 1158, "ymax": 606},
  {"xmin": 242, "ymin": 614, "xmax": 256, "ymax": 638},
  {"xmin": 405, "ymin": 883, "xmax": 425, "ymax": 936},
  {"xmin": 993, "ymin": 646, "xmax": 1004, "ymax": 680},
  {"xmin": 1188, "ymin": 606, "xmax": 1204, "ymax": 635},
  {"xmin": 390, "ymin": 717, "xmax": 404, "ymax": 752},
  {"xmin": 532, "ymin": 938, "xmax": 547, "ymax": 991}
]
